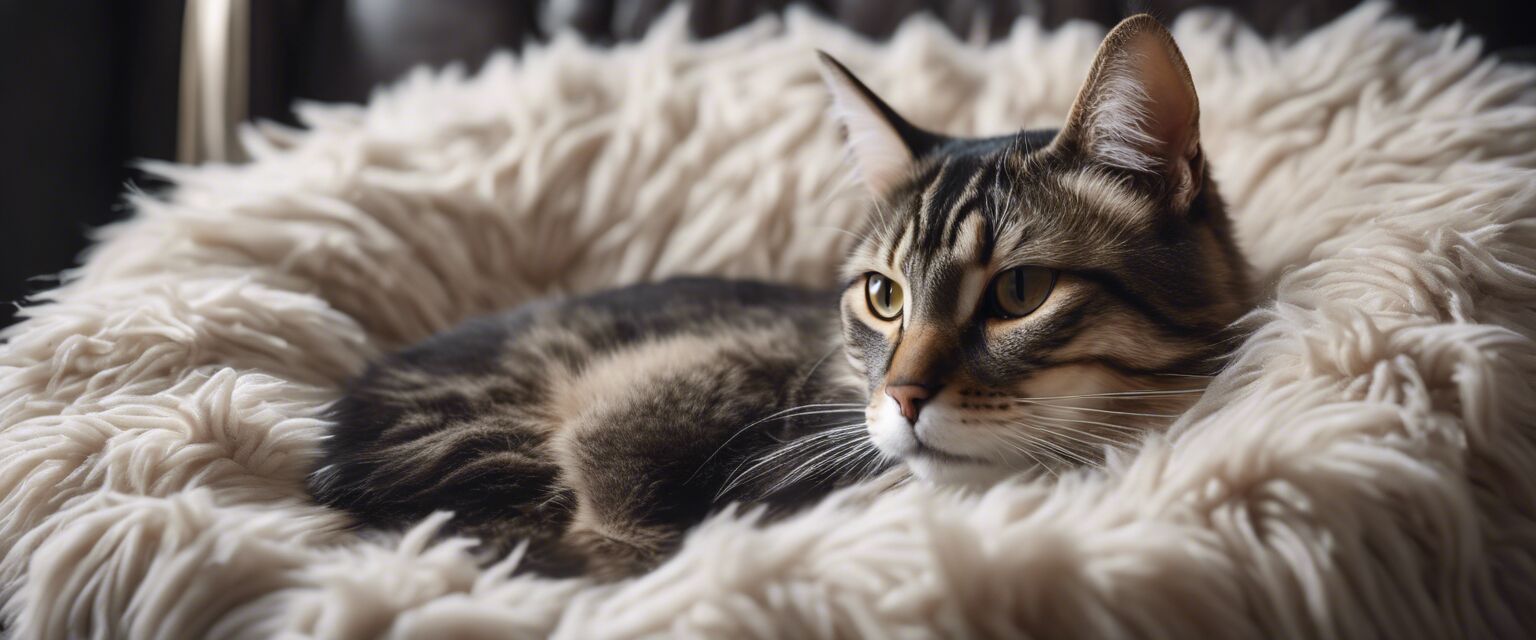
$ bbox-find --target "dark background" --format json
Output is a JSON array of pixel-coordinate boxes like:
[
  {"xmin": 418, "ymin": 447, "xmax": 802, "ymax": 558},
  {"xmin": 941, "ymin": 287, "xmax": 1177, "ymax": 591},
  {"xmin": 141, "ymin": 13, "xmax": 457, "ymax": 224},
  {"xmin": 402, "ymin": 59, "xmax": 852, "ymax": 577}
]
[{"xmin": 2, "ymin": 0, "xmax": 1533, "ymax": 328}]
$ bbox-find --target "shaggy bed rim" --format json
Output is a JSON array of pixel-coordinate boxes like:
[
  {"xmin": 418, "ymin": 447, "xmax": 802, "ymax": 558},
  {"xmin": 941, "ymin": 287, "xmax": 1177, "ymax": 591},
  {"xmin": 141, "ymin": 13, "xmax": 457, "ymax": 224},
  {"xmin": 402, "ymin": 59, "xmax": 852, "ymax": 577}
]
[{"xmin": 3, "ymin": 3, "xmax": 1536, "ymax": 638}]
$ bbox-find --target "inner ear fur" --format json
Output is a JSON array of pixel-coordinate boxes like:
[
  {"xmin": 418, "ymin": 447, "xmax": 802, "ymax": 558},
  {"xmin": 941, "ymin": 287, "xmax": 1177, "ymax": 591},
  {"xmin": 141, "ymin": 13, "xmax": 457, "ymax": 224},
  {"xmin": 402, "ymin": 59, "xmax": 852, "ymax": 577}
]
[
  {"xmin": 1059, "ymin": 15, "xmax": 1204, "ymax": 210},
  {"xmin": 816, "ymin": 51, "xmax": 943, "ymax": 198}
]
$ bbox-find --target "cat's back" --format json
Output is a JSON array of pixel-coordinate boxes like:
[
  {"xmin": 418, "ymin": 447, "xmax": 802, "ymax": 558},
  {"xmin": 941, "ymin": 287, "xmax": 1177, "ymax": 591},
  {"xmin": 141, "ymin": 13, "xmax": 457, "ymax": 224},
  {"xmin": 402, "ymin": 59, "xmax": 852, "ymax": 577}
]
[{"xmin": 348, "ymin": 277, "xmax": 818, "ymax": 378}]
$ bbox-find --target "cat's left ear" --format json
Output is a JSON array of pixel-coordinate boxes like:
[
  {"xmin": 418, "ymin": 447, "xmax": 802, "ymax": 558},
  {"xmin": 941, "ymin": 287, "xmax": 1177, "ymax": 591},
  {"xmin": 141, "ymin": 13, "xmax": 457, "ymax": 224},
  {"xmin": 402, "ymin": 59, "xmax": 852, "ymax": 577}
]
[
  {"xmin": 1060, "ymin": 15, "xmax": 1204, "ymax": 211},
  {"xmin": 817, "ymin": 52, "xmax": 939, "ymax": 197}
]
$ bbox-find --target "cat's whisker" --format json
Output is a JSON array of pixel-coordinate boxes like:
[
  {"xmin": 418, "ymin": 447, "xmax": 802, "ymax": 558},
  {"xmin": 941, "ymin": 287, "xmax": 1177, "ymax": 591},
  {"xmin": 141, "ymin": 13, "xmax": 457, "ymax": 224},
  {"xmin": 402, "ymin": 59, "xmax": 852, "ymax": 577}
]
[
  {"xmin": 836, "ymin": 441, "xmax": 887, "ymax": 482},
  {"xmin": 776, "ymin": 438, "xmax": 872, "ymax": 493},
  {"xmin": 1010, "ymin": 388, "xmax": 1207, "ymax": 402},
  {"xmin": 716, "ymin": 423, "xmax": 867, "ymax": 499},
  {"xmin": 534, "ymin": 487, "xmax": 574, "ymax": 511},
  {"xmin": 1024, "ymin": 422, "xmax": 1141, "ymax": 446},
  {"xmin": 688, "ymin": 406, "xmax": 865, "ymax": 484},
  {"xmin": 1018, "ymin": 418, "xmax": 1134, "ymax": 452},
  {"xmin": 716, "ymin": 430, "xmax": 851, "ymax": 495},
  {"xmin": 814, "ymin": 436, "xmax": 872, "ymax": 473},
  {"xmin": 1036, "ymin": 439, "xmax": 1098, "ymax": 468},
  {"xmin": 798, "ymin": 435, "xmax": 872, "ymax": 475},
  {"xmin": 755, "ymin": 433, "xmax": 870, "ymax": 496},
  {"xmin": 697, "ymin": 414, "xmax": 862, "ymax": 481},
  {"xmin": 994, "ymin": 427, "xmax": 1064, "ymax": 464},
  {"xmin": 868, "ymin": 191, "xmax": 897, "ymax": 231},
  {"xmin": 852, "ymin": 446, "xmax": 891, "ymax": 480},
  {"xmin": 1027, "ymin": 413, "xmax": 1147, "ymax": 436},
  {"xmin": 812, "ymin": 224, "xmax": 875, "ymax": 247},
  {"xmin": 1016, "ymin": 400, "xmax": 1181, "ymax": 419},
  {"xmin": 761, "ymin": 411, "xmax": 876, "ymax": 443},
  {"xmin": 983, "ymin": 429, "xmax": 1056, "ymax": 477},
  {"xmin": 1001, "ymin": 426, "xmax": 1098, "ymax": 467},
  {"xmin": 799, "ymin": 344, "xmax": 844, "ymax": 389},
  {"xmin": 745, "ymin": 424, "xmax": 866, "ymax": 466},
  {"xmin": 1013, "ymin": 436, "xmax": 1075, "ymax": 470},
  {"xmin": 833, "ymin": 442, "xmax": 884, "ymax": 481},
  {"xmin": 771, "ymin": 423, "xmax": 868, "ymax": 449}
]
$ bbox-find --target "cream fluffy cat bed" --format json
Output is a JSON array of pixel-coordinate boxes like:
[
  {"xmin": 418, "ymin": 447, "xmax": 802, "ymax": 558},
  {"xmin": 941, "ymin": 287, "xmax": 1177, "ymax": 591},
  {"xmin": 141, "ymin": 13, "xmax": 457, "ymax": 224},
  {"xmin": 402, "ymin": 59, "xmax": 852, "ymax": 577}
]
[{"xmin": 4, "ymin": 3, "xmax": 1536, "ymax": 637}]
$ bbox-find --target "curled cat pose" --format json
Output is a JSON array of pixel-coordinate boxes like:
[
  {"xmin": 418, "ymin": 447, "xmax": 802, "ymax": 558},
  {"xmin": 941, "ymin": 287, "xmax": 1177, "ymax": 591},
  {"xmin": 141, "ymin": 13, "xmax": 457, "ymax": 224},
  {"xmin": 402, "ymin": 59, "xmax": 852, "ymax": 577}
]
[{"xmin": 311, "ymin": 15, "xmax": 1250, "ymax": 578}]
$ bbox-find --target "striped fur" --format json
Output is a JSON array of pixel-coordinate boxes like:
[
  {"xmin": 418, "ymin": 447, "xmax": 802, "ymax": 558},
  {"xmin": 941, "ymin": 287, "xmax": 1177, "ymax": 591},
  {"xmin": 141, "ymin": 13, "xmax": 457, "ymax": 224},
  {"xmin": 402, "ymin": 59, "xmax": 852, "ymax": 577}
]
[{"xmin": 310, "ymin": 15, "xmax": 1250, "ymax": 577}]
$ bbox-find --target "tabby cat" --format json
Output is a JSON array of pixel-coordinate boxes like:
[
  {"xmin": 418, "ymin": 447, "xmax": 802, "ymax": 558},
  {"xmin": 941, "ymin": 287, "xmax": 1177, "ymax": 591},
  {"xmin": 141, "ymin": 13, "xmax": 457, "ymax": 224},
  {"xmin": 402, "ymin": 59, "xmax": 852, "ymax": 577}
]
[{"xmin": 310, "ymin": 15, "xmax": 1251, "ymax": 579}]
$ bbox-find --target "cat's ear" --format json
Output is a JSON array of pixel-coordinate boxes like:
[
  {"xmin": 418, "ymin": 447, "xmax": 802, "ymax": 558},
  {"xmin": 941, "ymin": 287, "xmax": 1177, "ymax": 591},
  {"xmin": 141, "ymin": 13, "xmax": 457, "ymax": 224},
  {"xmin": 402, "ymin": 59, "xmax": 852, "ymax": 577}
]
[
  {"xmin": 1060, "ymin": 15, "xmax": 1203, "ymax": 210},
  {"xmin": 817, "ymin": 52, "xmax": 936, "ymax": 197}
]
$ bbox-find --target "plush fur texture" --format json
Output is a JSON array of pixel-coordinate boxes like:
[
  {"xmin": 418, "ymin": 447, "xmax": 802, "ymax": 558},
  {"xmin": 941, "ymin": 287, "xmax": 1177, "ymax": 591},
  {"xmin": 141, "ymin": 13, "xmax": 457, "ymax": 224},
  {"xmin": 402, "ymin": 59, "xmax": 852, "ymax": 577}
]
[{"xmin": 3, "ymin": 3, "xmax": 1536, "ymax": 637}]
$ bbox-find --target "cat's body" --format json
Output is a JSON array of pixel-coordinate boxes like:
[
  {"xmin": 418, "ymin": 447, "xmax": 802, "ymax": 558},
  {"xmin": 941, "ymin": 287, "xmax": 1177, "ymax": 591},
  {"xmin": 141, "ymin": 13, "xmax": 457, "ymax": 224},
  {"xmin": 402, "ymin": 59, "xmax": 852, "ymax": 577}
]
[
  {"xmin": 312, "ymin": 16, "xmax": 1252, "ymax": 578},
  {"xmin": 312, "ymin": 278, "xmax": 872, "ymax": 576}
]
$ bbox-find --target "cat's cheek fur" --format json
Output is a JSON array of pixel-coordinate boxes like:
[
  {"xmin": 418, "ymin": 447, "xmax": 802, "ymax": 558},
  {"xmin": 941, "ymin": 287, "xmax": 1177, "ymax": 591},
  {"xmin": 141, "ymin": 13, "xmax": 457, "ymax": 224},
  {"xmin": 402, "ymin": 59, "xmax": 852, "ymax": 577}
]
[
  {"xmin": 1018, "ymin": 361, "xmax": 1123, "ymax": 399},
  {"xmin": 841, "ymin": 287, "xmax": 900, "ymax": 388}
]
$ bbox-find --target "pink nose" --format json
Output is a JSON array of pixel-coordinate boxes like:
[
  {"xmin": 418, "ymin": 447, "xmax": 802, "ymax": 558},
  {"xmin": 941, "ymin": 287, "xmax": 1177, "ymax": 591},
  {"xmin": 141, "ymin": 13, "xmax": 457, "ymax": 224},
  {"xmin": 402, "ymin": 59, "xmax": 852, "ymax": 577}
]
[{"xmin": 886, "ymin": 384, "xmax": 934, "ymax": 422}]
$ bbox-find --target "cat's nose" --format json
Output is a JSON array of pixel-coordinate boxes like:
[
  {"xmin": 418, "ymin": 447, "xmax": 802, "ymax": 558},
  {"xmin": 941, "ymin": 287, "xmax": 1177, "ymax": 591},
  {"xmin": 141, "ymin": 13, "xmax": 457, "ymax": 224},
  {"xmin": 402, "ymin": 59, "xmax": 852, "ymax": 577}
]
[{"xmin": 887, "ymin": 384, "xmax": 935, "ymax": 423}]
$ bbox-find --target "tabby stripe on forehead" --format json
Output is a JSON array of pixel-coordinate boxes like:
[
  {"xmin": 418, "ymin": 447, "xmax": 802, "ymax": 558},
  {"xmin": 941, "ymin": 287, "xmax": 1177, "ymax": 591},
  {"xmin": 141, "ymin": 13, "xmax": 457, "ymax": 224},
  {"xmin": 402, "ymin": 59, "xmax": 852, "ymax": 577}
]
[
  {"xmin": 942, "ymin": 162, "xmax": 994, "ymax": 249},
  {"xmin": 884, "ymin": 221, "xmax": 911, "ymax": 266},
  {"xmin": 916, "ymin": 158, "xmax": 981, "ymax": 255},
  {"xmin": 974, "ymin": 214, "xmax": 996, "ymax": 266},
  {"xmin": 888, "ymin": 161, "xmax": 948, "ymax": 266},
  {"xmin": 916, "ymin": 160, "xmax": 950, "ymax": 235}
]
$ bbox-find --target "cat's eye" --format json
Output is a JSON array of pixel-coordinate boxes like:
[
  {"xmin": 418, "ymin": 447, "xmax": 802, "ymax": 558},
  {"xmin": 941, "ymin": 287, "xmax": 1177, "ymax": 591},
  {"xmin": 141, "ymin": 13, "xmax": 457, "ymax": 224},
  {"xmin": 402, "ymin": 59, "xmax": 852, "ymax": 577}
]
[
  {"xmin": 989, "ymin": 267, "xmax": 1057, "ymax": 319},
  {"xmin": 865, "ymin": 273, "xmax": 904, "ymax": 320}
]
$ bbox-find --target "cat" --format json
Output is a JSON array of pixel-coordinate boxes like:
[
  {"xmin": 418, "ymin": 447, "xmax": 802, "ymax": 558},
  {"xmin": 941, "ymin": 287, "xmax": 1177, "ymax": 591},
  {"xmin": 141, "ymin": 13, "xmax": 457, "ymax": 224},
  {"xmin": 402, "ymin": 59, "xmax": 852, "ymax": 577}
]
[{"xmin": 309, "ymin": 15, "xmax": 1251, "ymax": 579}]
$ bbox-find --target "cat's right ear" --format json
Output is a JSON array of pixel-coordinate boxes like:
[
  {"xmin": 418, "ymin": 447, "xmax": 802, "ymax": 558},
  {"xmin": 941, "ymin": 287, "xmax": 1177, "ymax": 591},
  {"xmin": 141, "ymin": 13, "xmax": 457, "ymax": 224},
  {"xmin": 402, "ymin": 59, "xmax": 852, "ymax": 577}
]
[
  {"xmin": 816, "ymin": 52, "xmax": 934, "ymax": 197},
  {"xmin": 1058, "ymin": 15, "xmax": 1204, "ymax": 211}
]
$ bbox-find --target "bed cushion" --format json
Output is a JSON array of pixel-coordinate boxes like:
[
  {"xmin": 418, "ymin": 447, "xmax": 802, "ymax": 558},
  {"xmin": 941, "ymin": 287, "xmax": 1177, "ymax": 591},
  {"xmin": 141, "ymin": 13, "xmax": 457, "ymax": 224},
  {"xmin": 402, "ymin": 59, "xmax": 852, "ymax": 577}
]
[{"xmin": 2, "ymin": 4, "xmax": 1535, "ymax": 637}]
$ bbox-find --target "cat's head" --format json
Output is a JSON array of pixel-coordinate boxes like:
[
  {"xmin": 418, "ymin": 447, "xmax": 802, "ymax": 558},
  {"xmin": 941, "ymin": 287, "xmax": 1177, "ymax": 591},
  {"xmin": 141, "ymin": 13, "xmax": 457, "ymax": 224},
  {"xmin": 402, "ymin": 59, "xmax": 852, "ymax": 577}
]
[{"xmin": 820, "ymin": 16, "xmax": 1250, "ymax": 485}]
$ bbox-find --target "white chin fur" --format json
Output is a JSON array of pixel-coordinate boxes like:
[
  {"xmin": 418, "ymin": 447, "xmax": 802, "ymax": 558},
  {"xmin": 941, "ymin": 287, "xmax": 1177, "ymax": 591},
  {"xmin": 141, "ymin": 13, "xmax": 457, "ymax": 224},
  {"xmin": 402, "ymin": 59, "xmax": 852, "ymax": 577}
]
[{"xmin": 904, "ymin": 456, "xmax": 1014, "ymax": 487}]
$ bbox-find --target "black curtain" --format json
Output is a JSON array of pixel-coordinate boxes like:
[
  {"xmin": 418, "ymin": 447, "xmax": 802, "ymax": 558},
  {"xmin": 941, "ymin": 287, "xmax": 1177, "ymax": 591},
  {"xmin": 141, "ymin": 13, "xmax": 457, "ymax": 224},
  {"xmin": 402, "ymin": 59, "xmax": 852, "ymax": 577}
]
[{"xmin": 0, "ymin": 1, "xmax": 183, "ymax": 328}]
